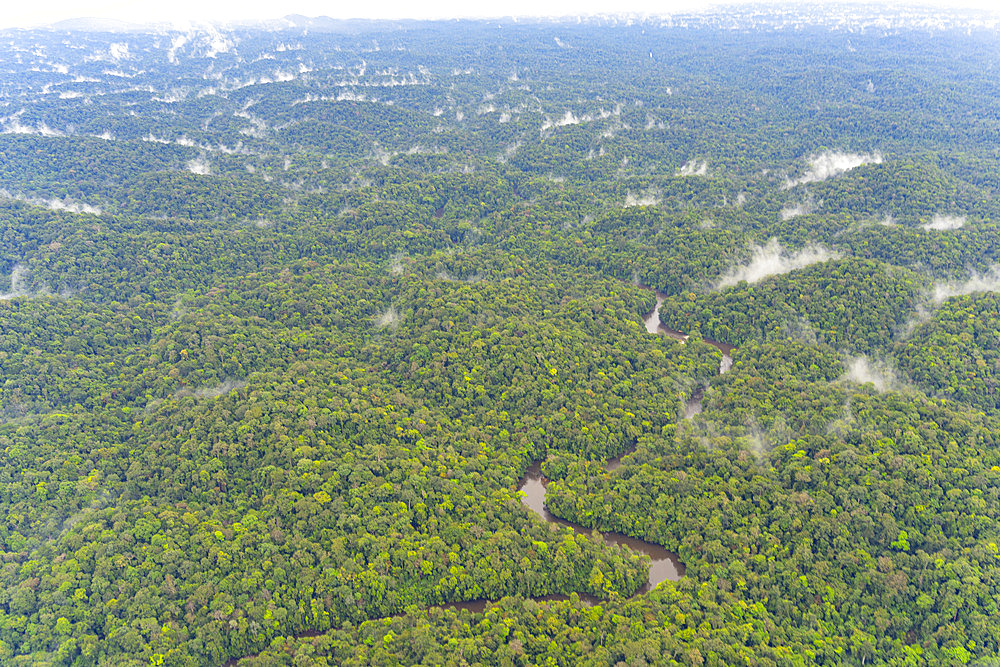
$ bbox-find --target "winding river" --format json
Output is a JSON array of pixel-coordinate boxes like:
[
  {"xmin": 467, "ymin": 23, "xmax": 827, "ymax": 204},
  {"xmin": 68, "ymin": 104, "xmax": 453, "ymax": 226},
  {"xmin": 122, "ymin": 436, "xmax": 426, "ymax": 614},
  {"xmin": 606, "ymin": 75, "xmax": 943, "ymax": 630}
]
[
  {"xmin": 224, "ymin": 285, "xmax": 736, "ymax": 663},
  {"xmin": 643, "ymin": 289, "xmax": 734, "ymax": 375},
  {"xmin": 494, "ymin": 286, "xmax": 738, "ymax": 611},
  {"xmin": 518, "ymin": 462, "xmax": 684, "ymax": 590},
  {"xmin": 642, "ymin": 286, "xmax": 735, "ymax": 423}
]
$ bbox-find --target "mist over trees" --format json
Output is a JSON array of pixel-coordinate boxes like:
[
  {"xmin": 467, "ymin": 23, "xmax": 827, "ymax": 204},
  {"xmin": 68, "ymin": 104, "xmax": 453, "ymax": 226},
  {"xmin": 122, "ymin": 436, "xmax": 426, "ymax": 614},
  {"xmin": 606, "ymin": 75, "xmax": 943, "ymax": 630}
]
[{"xmin": 1, "ymin": 7, "xmax": 1000, "ymax": 666}]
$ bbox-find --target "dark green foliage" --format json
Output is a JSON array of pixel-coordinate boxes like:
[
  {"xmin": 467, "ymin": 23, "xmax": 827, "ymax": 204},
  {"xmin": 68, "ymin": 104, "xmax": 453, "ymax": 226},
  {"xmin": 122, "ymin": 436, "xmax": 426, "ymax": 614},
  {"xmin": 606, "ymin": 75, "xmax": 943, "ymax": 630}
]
[
  {"xmin": 897, "ymin": 292, "xmax": 1000, "ymax": 411},
  {"xmin": 659, "ymin": 258, "xmax": 927, "ymax": 354},
  {"xmin": 0, "ymin": 11, "xmax": 999, "ymax": 667}
]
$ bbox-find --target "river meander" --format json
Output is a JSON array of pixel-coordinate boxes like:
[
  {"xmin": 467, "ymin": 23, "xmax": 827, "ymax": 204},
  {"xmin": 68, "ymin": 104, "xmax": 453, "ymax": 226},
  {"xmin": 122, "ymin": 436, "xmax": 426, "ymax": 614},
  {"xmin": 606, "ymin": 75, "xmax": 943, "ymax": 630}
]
[
  {"xmin": 497, "ymin": 286, "xmax": 738, "ymax": 610},
  {"xmin": 225, "ymin": 283, "xmax": 736, "ymax": 663},
  {"xmin": 642, "ymin": 288, "xmax": 734, "ymax": 374},
  {"xmin": 518, "ymin": 461, "xmax": 685, "ymax": 591}
]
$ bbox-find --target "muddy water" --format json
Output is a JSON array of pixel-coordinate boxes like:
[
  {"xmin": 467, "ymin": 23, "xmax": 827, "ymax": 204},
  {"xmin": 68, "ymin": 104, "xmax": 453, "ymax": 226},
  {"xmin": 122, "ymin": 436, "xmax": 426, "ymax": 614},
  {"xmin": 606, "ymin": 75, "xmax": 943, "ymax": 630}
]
[
  {"xmin": 229, "ymin": 465, "xmax": 672, "ymax": 663},
  {"xmin": 223, "ymin": 288, "xmax": 714, "ymax": 663},
  {"xmin": 707, "ymin": 338, "xmax": 735, "ymax": 374},
  {"xmin": 225, "ymin": 463, "xmax": 684, "ymax": 665},
  {"xmin": 641, "ymin": 288, "xmax": 734, "ymax": 426},
  {"xmin": 603, "ymin": 288, "xmax": 732, "ymax": 472},
  {"xmin": 435, "ymin": 461, "xmax": 686, "ymax": 615},
  {"xmin": 519, "ymin": 461, "xmax": 684, "ymax": 592},
  {"xmin": 642, "ymin": 290, "xmax": 734, "ymax": 375}
]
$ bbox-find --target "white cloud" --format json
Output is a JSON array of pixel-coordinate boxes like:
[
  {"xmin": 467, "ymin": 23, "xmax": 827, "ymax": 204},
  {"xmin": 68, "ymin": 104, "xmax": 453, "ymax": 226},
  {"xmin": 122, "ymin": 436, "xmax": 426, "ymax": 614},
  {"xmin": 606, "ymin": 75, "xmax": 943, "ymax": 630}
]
[
  {"xmin": 678, "ymin": 159, "xmax": 707, "ymax": 176},
  {"xmin": 784, "ymin": 151, "xmax": 882, "ymax": 188},
  {"xmin": 192, "ymin": 378, "xmax": 247, "ymax": 399},
  {"xmin": 0, "ymin": 190, "xmax": 101, "ymax": 215},
  {"xmin": 540, "ymin": 110, "xmax": 579, "ymax": 132},
  {"xmin": 840, "ymin": 356, "xmax": 900, "ymax": 393},
  {"xmin": 187, "ymin": 157, "xmax": 211, "ymax": 175},
  {"xmin": 716, "ymin": 238, "xmax": 839, "ymax": 289},
  {"xmin": 167, "ymin": 34, "xmax": 188, "ymax": 64},
  {"xmin": 780, "ymin": 201, "xmax": 813, "ymax": 220},
  {"xmin": 0, "ymin": 264, "xmax": 30, "ymax": 300},
  {"xmin": 109, "ymin": 42, "xmax": 130, "ymax": 60},
  {"xmin": 4, "ymin": 0, "xmax": 1000, "ymax": 32},
  {"xmin": 375, "ymin": 306, "xmax": 400, "ymax": 329},
  {"xmin": 922, "ymin": 214, "xmax": 965, "ymax": 231},
  {"xmin": 2, "ymin": 120, "xmax": 65, "ymax": 136},
  {"xmin": 624, "ymin": 190, "xmax": 659, "ymax": 207},
  {"xmin": 932, "ymin": 265, "xmax": 1000, "ymax": 305}
]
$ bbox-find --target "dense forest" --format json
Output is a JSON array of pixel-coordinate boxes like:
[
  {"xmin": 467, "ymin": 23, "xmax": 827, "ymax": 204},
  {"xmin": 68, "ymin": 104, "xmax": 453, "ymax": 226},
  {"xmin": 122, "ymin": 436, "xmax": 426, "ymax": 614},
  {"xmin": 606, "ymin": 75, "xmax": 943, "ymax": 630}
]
[{"xmin": 1, "ymin": 6, "xmax": 1000, "ymax": 665}]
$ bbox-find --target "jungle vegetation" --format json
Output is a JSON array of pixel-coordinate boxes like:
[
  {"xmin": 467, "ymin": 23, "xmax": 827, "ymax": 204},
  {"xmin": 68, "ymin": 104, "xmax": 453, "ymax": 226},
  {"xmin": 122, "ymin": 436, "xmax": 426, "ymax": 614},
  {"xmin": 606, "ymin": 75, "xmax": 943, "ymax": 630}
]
[{"xmin": 1, "ymin": 8, "xmax": 1000, "ymax": 666}]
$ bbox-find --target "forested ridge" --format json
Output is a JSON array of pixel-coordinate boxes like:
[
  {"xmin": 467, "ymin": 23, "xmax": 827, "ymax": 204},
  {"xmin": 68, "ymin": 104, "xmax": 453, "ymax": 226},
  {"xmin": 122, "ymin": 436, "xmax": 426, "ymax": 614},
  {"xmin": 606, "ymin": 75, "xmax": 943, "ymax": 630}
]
[{"xmin": 1, "ymin": 7, "xmax": 1000, "ymax": 665}]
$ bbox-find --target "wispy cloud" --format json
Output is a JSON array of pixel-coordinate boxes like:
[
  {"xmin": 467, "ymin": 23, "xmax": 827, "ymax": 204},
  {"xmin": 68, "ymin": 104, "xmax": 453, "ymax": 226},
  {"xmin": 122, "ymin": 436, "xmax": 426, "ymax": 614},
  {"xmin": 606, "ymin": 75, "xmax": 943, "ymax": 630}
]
[
  {"xmin": 840, "ymin": 356, "xmax": 902, "ymax": 393},
  {"xmin": 0, "ymin": 264, "xmax": 30, "ymax": 300},
  {"xmin": 0, "ymin": 190, "xmax": 101, "ymax": 215},
  {"xmin": 922, "ymin": 214, "xmax": 965, "ymax": 231},
  {"xmin": 784, "ymin": 151, "xmax": 882, "ymax": 188},
  {"xmin": 2, "ymin": 119, "xmax": 65, "ymax": 136},
  {"xmin": 186, "ymin": 157, "xmax": 211, "ymax": 175},
  {"xmin": 780, "ymin": 201, "xmax": 814, "ymax": 221},
  {"xmin": 375, "ymin": 306, "xmax": 401, "ymax": 329},
  {"xmin": 932, "ymin": 265, "xmax": 1000, "ymax": 305},
  {"xmin": 678, "ymin": 159, "xmax": 708, "ymax": 176},
  {"xmin": 624, "ymin": 190, "xmax": 660, "ymax": 207},
  {"xmin": 716, "ymin": 238, "xmax": 839, "ymax": 289}
]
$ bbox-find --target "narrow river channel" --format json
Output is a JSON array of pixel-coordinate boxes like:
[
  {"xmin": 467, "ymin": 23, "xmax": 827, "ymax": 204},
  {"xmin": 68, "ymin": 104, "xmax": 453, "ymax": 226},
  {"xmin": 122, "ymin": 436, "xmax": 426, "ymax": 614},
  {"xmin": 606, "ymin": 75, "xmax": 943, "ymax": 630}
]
[
  {"xmin": 443, "ymin": 456, "xmax": 688, "ymax": 616},
  {"xmin": 224, "ymin": 283, "xmax": 736, "ymax": 664},
  {"xmin": 642, "ymin": 289, "xmax": 734, "ymax": 375},
  {"xmin": 518, "ymin": 462, "xmax": 685, "ymax": 591},
  {"xmin": 500, "ymin": 286, "xmax": 740, "ymax": 612},
  {"xmin": 641, "ymin": 286, "xmax": 736, "ymax": 423}
]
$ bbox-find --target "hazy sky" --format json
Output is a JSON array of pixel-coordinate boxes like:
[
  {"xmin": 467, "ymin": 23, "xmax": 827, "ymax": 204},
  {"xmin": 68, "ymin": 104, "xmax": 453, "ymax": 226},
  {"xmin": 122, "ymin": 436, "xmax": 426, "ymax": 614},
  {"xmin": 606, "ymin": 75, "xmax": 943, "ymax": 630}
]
[{"xmin": 2, "ymin": 0, "xmax": 997, "ymax": 29}]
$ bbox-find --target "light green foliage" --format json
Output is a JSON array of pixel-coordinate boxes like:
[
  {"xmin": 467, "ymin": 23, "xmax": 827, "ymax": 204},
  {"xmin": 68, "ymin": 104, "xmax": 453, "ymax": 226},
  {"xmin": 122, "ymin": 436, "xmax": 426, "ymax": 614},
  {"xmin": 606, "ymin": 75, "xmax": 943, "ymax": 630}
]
[{"xmin": 0, "ymin": 13, "xmax": 999, "ymax": 667}]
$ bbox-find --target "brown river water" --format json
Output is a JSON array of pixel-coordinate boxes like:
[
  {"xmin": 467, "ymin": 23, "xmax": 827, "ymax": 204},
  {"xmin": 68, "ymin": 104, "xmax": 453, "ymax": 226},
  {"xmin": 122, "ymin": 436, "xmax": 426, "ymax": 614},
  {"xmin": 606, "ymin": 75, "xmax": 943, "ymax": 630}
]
[
  {"xmin": 225, "ymin": 285, "xmax": 733, "ymax": 662},
  {"xmin": 475, "ymin": 286, "xmax": 736, "ymax": 611},
  {"xmin": 518, "ymin": 462, "xmax": 684, "ymax": 589},
  {"xmin": 643, "ymin": 289, "xmax": 734, "ymax": 373},
  {"xmin": 444, "ymin": 457, "xmax": 688, "ymax": 615}
]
